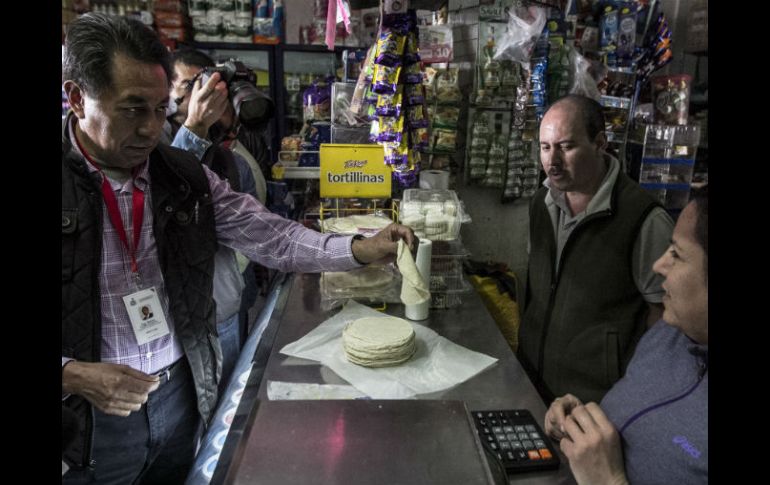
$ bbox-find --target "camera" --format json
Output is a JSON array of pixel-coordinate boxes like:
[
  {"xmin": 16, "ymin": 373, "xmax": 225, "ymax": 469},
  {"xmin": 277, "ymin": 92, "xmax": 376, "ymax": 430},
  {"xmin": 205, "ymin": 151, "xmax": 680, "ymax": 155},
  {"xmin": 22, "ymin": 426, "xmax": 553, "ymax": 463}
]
[{"xmin": 200, "ymin": 60, "xmax": 275, "ymax": 127}]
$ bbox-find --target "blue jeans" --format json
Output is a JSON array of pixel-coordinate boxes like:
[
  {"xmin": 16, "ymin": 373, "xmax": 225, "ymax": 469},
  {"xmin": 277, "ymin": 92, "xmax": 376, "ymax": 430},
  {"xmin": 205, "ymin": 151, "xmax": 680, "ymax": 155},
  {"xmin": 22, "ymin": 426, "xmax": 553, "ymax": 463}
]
[
  {"xmin": 217, "ymin": 313, "xmax": 241, "ymax": 396},
  {"xmin": 63, "ymin": 359, "xmax": 200, "ymax": 485}
]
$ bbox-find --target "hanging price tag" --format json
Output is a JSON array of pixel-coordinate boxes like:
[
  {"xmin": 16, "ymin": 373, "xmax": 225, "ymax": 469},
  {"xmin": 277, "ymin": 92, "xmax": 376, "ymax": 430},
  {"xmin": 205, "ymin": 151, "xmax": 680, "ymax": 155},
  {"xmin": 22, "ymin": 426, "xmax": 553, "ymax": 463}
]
[{"xmin": 418, "ymin": 25, "xmax": 454, "ymax": 63}]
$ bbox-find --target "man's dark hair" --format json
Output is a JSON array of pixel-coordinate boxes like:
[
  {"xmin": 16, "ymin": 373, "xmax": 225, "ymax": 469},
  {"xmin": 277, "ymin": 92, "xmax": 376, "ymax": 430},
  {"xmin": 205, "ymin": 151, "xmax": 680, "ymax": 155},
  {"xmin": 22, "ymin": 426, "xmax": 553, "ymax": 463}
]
[
  {"xmin": 63, "ymin": 12, "xmax": 171, "ymax": 96},
  {"xmin": 171, "ymin": 48, "xmax": 215, "ymax": 69},
  {"xmin": 691, "ymin": 184, "xmax": 708, "ymax": 281},
  {"xmin": 548, "ymin": 94, "xmax": 606, "ymax": 140}
]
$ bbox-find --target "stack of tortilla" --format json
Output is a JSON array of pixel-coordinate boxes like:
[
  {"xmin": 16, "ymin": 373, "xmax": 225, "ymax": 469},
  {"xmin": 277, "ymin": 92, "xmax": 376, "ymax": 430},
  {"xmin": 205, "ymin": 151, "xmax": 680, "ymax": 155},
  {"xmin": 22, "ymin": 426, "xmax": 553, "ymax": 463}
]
[
  {"xmin": 324, "ymin": 266, "xmax": 394, "ymax": 296},
  {"xmin": 342, "ymin": 316, "xmax": 417, "ymax": 367},
  {"xmin": 321, "ymin": 214, "xmax": 393, "ymax": 235}
]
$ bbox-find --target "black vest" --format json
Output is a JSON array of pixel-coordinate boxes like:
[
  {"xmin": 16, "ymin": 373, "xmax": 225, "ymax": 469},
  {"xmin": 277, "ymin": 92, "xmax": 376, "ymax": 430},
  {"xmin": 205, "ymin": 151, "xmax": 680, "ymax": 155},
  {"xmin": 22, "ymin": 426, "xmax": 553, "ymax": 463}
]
[
  {"xmin": 519, "ymin": 172, "xmax": 661, "ymax": 404},
  {"xmin": 62, "ymin": 136, "xmax": 221, "ymax": 469}
]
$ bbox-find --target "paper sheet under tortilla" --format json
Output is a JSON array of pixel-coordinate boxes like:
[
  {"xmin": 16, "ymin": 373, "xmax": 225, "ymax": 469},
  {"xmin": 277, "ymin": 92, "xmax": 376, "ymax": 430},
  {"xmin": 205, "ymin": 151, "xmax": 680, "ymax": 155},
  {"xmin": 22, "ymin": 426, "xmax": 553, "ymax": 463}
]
[{"xmin": 279, "ymin": 300, "xmax": 498, "ymax": 399}]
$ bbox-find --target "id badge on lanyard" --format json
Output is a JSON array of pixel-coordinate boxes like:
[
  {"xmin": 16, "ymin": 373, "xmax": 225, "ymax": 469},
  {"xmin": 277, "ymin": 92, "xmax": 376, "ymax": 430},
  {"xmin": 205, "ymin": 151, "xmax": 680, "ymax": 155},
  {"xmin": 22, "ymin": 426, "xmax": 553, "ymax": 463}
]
[
  {"xmin": 107, "ymin": 183, "xmax": 171, "ymax": 346},
  {"xmin": 123, "ymin": 286, "xmax": 170, "ymax": 346},
  {"xmin": 77, "ymin": 141, "xmax": 172, "ymax": 346}
]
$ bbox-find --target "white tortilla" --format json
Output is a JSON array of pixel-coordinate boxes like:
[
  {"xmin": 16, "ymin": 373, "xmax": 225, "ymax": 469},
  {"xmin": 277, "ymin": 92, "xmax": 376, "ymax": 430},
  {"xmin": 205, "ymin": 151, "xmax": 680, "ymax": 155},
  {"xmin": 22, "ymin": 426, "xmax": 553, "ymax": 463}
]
[
  {"xmin": 342, "ymin": 316, "xmax": 416, "ymax": 367},
  {"xmin": 397, "ymin": 240, "xmax": 430, "ymax": 305}
]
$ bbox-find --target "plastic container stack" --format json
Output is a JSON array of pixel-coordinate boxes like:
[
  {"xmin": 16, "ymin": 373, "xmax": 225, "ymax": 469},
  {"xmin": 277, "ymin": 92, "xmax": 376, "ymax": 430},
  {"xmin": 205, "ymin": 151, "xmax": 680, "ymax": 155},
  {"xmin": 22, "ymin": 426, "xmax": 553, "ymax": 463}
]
[
  {"xmin": 398, "ymin": 189, "xmax": 472, "ymax": 309},
  {"xmin": 399, "ymin": 189, "xmax": 464, "ymax": 242},
  {"xmin": 331, "ymin": 82, "xmax": 372, "ymax": 144}
]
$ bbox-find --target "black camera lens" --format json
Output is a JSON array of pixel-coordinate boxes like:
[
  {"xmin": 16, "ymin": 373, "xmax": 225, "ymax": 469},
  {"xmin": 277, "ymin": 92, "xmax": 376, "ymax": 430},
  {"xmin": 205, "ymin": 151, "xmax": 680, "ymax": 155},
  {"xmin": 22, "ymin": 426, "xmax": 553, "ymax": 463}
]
[
  {"xmin": 232, "ymin": 82, "xmax": 274, "ymax": 127},
  {"xmin": 200, "ymin": 61, "xmax": 274, "ymax": 127}
]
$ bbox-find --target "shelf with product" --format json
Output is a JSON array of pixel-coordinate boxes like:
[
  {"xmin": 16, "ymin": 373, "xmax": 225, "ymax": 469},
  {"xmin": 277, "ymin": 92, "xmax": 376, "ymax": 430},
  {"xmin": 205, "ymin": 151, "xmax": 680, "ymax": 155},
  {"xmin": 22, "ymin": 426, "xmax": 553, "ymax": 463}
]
[
  {"xmin": 569, "ymin": 0, "xmax": 679, "ymax": 177},
  {"xmin": 276, "ymin": 45, "xmax": 344, "ymax": 142},
  {"xmin": 188, "ymin": 43, "xmax": 365, "ymax": 221},
  {"xmin": 464, "ymin": 108, "xmax": 512, "ymax": 190},
  {"xmin": 419, "ymin": 66, "xmax": 463, "ymax": 186},
  {"xmin": 627, "ymin": 63, "xmax": 705, "ymax": 205},
  {"xmin": 597, "ymin": 67, "xmax": 636, "ymax": 173},
  {"xmin": 685, "ymin": 50, "xmax": 708, "ymax": 189},
  {"xmin": 270, "ymin": 9, "xmax": 436, "ymax": 219},
  {"xmin": 464, "ymin": 2, "xmax": 570, "ymax": 202},
  {"xmin": 273, "ymin": 57, "xmax": 373, "ymax": 222},
  {"xmin": 275, "ymin": 45, "xmax": 369, "ymax": 164},
  {"xmin": 183, "ymin": 4, "xmax": 446, "ymax": 218},
  {"xmin": 638, "ymin": 124, "xmax": 701, "ymax": 216},
  {"xmin": 272, "ymin": 47, "xmax": 345, "ymax": 221},
  {"xmin": 464, "ymin": 6, "xmax": 521, "ymax": 193},
  {"xmin": 689, "ymin": 88, "xmax": 707, "ymax": 189},
  {"xmin": 185, "ymin": 41, "xmax": 367, "ymax": 163},
  {"xmin": 348, "ymin": 0, "xmax": 449, "ymax": 9},
  {"xmin": 329, "ymin": 80, "xmax": 371, "ymax": 151}
]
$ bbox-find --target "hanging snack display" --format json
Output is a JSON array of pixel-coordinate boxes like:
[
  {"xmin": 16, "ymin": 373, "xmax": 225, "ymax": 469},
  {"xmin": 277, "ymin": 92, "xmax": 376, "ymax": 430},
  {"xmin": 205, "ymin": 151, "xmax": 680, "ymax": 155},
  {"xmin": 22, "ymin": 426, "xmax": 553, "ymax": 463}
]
[
  {"xmin": 468, "ymin": 111, "xmax": 490, "ymax": 181},
  {"xmin": 627, "ymin": 12, "xmax": 674, "ymax": 130},
  {"xmin": 502, "ymin": 129, "xmax": 540, "ymax": 202},
  {"xmin": 350, "ymin": 9, "xmax": 429, "ymax": 189},
  {"xmin": 483, "ymin": 134, "xmax": 506, "ymax": 188},
  {"xmin": 464, "ymin": 3, "xmax": 547, "ymax": 197},
  {"xmin": 434, "ymin": 67, "xmax": 462, "ymax": 104},
  {"xmin": 424, "ymin": 67, "xmax": 461, "ymax": 172},
  {"xmin": 529, "ymin": 27, "xmax": 550, "ymax": 123},
  {"xmin": 546, "ymin": 22, "xmax": 570, "ymax": 104}
]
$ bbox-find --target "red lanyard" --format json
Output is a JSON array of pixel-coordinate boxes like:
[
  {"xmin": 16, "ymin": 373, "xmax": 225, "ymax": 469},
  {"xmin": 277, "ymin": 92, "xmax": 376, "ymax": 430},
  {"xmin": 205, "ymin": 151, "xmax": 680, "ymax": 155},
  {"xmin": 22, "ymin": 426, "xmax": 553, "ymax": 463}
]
[{"xmin": 73, "ymin": 132, "xmax": 145, "ymax": 275}]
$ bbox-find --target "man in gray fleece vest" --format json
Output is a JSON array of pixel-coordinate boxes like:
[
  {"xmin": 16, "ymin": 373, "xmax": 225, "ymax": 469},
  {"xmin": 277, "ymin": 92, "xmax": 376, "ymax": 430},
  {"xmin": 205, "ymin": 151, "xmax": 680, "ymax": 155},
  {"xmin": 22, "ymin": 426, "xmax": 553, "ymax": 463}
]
[{"xmin": 519, "ymin": 95, "xmax": 674, "ymax": 404}]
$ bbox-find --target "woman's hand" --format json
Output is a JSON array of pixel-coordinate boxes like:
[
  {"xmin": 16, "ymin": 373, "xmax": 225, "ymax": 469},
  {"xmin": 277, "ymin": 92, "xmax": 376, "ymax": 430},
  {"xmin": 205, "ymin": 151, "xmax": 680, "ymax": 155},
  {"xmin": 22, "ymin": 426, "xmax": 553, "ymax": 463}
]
[{"xmin": 560, "ymin": 402, "xmax": 628, "ymax": 485}]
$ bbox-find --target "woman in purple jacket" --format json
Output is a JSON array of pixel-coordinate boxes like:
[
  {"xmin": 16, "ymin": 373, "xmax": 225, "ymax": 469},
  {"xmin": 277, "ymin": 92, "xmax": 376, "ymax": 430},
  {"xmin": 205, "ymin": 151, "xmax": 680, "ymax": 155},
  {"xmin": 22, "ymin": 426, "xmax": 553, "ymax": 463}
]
[{"xmin": 544, "ymin": 185, "xmax": 708, "ymax": 485}]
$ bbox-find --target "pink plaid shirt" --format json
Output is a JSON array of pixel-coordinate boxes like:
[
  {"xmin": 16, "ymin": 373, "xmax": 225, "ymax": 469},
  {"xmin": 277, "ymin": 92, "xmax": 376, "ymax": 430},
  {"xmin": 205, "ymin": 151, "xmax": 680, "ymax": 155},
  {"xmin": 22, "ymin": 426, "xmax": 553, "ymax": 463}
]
[{"xmin": 64, "ymin": 121, "xmax": 361, "ymax": 374}]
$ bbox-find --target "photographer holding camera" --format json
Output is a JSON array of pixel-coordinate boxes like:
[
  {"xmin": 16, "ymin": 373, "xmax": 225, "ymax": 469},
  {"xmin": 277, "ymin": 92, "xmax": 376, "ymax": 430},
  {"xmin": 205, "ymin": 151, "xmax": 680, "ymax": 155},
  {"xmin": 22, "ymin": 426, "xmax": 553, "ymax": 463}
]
[
  {"xmin": 165, "ymin": 50, "xmax": 271, "ymax": 204},
  {"xmin": 165, "ymin": 48, "xmax": 262, "ymax": 397}
]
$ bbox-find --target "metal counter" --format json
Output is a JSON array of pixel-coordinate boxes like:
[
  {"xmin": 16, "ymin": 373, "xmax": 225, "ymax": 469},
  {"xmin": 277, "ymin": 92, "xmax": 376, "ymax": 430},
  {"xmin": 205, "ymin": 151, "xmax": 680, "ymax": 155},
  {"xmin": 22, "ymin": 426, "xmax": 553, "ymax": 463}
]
[{"xmin": 214, "ymin": 273, "xmax": 576, "ymax": 485}]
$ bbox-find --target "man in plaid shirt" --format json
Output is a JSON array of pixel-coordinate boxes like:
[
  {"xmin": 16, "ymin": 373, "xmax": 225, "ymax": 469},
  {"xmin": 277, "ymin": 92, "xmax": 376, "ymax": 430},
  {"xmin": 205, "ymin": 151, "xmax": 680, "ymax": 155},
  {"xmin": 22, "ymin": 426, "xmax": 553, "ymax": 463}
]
[{"xmin": 62, "ymin": 13, "xmax": 415, "ymax": 484}]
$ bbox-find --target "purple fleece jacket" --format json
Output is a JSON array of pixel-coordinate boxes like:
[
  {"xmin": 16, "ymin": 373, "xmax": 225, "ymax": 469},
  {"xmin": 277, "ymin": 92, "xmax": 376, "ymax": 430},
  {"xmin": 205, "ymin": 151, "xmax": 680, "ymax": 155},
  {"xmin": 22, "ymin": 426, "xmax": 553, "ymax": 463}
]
[{"xmin": 601, "ymin": 320, "xmax": 708, "ymax": 484}]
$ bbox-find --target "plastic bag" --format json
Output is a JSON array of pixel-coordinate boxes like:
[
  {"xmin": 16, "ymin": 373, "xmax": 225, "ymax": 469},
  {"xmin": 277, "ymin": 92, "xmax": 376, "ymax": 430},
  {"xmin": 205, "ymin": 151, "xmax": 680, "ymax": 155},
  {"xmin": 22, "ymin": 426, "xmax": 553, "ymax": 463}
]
[
  {"xmin": 320, "ymin": 265, "xmax": 403, "ymax": 311},
  {"xmin": 493, "ymin": 6, "xmax": 547, "ymax": 63},
  {"xmin": 568, "ymin": 46, "xmax": 606, "ymax": 101},
  {"xmin": 303, "ymin": 79, "xmax": 332, "ymax": 122}
]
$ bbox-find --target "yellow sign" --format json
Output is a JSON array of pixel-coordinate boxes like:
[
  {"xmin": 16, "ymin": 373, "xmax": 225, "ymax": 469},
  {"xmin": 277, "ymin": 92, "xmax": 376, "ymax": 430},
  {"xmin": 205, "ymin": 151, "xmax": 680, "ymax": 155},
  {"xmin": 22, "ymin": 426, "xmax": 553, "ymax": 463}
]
[{"xmin": 320, "ymin": 144, "xmax": 391, "ymax": 198}]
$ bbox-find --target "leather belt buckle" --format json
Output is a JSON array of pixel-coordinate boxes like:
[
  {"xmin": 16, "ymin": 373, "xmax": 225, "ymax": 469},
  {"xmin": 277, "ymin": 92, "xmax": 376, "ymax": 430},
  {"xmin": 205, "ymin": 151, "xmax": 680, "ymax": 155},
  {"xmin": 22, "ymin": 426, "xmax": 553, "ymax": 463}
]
[
  {"xmin": 158, "ymin": 359, "xmax": 181, "ymax": 383},
  {"xmin": 160, "ymin": 367, "xmax": 172, "ymax": 382}
]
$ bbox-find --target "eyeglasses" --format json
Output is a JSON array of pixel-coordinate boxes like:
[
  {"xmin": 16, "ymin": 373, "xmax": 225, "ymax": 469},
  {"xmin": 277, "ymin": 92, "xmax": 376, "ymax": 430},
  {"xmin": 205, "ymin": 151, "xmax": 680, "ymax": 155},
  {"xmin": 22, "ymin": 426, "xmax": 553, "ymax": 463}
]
[{"xmin": 173, "ymin": 72, "xmax": 204, "ymax": 106}]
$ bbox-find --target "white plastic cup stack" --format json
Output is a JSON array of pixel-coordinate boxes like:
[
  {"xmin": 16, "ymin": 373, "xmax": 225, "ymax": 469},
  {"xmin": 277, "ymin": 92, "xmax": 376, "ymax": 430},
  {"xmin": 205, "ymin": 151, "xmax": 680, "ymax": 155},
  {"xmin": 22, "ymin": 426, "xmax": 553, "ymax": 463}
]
[{"xmin": 405, "ymin": 238, "xmax": 433, "ymax": 321}]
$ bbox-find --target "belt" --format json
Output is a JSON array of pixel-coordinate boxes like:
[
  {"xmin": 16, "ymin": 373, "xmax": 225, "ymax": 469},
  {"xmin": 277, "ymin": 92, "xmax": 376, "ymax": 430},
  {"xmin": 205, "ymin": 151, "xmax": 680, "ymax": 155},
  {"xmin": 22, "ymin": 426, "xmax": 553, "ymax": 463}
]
[{"xmin": 154, "ymin": 358, "xmax": 185, "ymax": 383}]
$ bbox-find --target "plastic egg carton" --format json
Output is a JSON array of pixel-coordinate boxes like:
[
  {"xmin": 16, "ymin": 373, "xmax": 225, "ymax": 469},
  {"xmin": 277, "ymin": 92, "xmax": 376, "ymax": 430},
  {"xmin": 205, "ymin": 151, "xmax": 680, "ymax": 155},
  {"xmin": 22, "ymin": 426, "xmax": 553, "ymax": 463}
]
[{"xmin": 399, "ymin": 189, "xmax": 464, "ymax": 241}]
